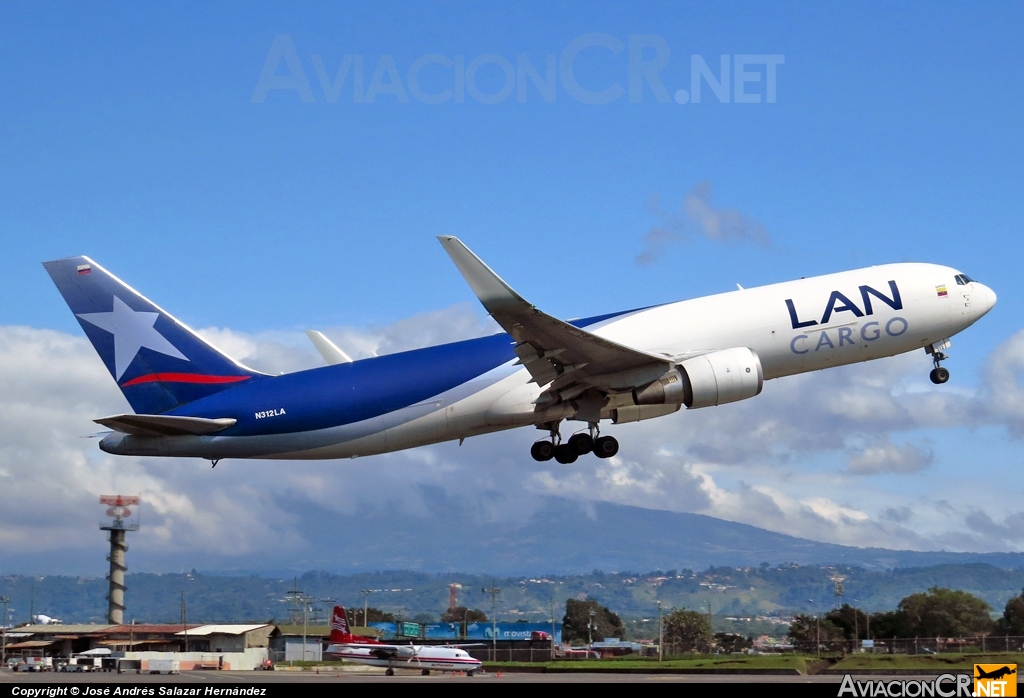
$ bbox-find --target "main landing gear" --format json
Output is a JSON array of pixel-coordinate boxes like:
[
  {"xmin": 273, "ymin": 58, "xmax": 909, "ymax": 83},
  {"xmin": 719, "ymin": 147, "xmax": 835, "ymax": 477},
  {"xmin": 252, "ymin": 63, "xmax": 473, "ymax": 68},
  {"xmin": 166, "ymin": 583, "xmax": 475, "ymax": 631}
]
[
  {"xmin": 927, "ymin": 341, "xmax": 951, "ymax": 385},
  {"xmin": 530, "ymin": 423, "xmax": 618, "ymax": 463}
]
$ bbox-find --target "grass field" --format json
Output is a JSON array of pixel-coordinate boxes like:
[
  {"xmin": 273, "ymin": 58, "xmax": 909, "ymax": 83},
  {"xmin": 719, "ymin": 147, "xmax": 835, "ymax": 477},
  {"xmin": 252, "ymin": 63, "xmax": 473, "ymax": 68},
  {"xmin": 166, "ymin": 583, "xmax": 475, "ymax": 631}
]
[
  {"xmin": 485, "ymin": 655, "xmax": 817, "ymax": 672},
  {"xmin": 484, "ymin": 652, "xmax": 1024, "ymax": 674},
  {"xmin": 831, "ymin": 652, "xmax": 1023, "ymax": 671}
]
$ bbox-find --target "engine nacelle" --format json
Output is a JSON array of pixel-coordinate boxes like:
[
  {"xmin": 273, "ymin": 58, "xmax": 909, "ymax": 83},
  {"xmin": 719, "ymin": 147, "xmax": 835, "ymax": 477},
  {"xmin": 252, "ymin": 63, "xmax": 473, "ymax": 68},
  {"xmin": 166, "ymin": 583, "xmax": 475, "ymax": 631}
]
[
  {"xmin": 632, "ymin": 347, "xmax": 763, "ymax": 409},
  {"xmin": 678, "ymin": 347, "xmax": 763, "ymax": 408}
]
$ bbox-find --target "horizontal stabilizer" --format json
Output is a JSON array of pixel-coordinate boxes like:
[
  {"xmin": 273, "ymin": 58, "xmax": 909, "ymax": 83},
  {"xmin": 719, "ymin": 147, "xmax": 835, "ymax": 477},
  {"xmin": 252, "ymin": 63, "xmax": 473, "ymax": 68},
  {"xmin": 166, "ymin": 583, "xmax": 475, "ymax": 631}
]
[
  {"xmin": 94, "ymin": 414, "xmax": 237, "ymax": 436},
  {"xmin": 306, "ymin": 330, "xmax": 353, "ymax": 365}
]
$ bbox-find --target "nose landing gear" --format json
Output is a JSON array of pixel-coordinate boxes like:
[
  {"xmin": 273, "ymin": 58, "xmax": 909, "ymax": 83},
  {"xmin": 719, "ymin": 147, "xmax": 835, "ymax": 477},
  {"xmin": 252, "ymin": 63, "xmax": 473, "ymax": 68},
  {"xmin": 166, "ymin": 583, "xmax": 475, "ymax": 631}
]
[{"xmin": 926, "ymin": 340, "xmax": 951, "ymax": 385}]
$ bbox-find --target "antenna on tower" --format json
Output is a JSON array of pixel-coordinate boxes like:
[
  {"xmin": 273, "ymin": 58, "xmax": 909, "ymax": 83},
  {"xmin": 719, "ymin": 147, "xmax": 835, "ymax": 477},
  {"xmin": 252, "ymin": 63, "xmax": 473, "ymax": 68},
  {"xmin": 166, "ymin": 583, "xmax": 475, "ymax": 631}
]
[
  {"xmin": 448, "ymin": 583, "xmax": 462, "ymax": 612},
  {"xmin": 830, "ymin": 574, "xmax": 846, "ymax": 610},
  {"xmin": 99, "ymin": 495, "xmax": 140, "ymax": 624}
]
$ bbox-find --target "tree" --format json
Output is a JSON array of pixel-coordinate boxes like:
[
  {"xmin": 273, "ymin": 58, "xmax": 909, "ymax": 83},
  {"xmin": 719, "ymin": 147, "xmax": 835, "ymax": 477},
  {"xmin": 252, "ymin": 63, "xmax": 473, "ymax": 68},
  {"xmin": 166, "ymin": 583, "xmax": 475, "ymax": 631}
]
[
  {"xmin": 663, "ymin": 609, "xmax": 711, "ymax": 653},
  {"xmin": 897, "ymin": 587, "xmax": 994, "ymax": 637},
  {"xmin": 788, "ymin": 614, "xmax": 844, "ymax": 648},
  {"xmin": 997, "ymin": 588, "xmax": 1024, "ymax": 635},
  {"xmin": 440, "ymin": 606, "xmax": 487, "ymax": 623},
  {"xmin": 826, "ymin": 604, "xmax": 871, "ymax": 640},
  {"xmin": 562, "ymin": 598, "xmax": 624, "ymax": 643},
  {"xmin": 714, "ymin": 632, "xmax": 752, "ymax": 653},
  {"xmin": 868, "ymin": 610, "xmax": 908, "ymax": 639}
]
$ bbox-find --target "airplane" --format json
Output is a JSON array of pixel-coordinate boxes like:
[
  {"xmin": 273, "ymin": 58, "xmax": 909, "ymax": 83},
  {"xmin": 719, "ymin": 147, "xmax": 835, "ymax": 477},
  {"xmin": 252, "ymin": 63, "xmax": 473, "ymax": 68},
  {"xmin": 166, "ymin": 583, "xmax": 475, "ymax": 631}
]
[
  {"xmin": 976, "ymin": 666, "xmax": 1017, "ymax": 681},
  {"xmin": 43, "ymin": 237, "xmax": 997, "ymax": 465},
  {"xmin": 323, "ymin": 606, "xmax": 483, "ymax": 676}
]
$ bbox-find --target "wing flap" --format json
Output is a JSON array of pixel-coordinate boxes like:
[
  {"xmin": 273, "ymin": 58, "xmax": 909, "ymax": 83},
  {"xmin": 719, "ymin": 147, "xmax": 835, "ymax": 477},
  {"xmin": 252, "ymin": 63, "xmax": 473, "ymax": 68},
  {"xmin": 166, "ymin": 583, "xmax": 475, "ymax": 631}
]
[{"xmin": 94, "ymin": 414, "xmax": 237, "ymax": 436}]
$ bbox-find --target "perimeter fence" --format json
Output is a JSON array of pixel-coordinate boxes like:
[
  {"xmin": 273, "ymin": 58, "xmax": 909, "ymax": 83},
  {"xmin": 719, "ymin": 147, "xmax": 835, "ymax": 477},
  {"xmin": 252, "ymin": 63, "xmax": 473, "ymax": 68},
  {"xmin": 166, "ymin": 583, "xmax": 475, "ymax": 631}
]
[{"xmin": 786, "ymin": 635, "xmax": 1024, "ymax": 656}]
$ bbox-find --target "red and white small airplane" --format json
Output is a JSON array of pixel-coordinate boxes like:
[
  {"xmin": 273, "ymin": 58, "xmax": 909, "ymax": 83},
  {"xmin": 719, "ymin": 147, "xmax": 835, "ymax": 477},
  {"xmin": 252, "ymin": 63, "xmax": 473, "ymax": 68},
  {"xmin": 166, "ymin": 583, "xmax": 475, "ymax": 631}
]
[{"xmin": 324, "ymin": 606, "xmax": 483, "ymax": 676}]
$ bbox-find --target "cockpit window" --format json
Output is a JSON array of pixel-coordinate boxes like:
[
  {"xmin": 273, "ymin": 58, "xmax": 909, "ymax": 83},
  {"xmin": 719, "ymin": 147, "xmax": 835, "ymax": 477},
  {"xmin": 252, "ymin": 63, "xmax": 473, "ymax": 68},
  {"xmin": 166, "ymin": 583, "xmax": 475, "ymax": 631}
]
[{"xmin": 954, "ymin": 274, "xmax": 975, "ymax": 285}]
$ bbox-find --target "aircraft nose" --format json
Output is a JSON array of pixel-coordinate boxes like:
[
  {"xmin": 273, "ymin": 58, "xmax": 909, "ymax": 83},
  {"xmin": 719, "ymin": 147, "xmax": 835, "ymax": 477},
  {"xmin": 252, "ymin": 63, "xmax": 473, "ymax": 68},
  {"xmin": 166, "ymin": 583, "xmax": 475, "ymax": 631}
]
[{"xmin": 978, "ymin": 283, "xmax": 997, "ymax": 314}]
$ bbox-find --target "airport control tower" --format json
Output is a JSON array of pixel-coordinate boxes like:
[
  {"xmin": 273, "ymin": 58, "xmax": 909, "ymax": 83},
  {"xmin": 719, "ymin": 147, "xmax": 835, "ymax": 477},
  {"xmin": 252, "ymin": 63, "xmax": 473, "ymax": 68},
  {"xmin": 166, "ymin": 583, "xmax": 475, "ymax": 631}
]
[{"xmin": 99, "ymin": 495, "xmax": 140, "ymax": 624}]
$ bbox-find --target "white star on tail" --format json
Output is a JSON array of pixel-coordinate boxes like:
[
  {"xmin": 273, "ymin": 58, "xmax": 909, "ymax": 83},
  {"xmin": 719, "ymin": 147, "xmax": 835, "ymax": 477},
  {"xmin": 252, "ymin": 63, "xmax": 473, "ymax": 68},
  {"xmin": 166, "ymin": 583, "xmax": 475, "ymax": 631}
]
[{"xmin": 77, "ymin": 296, "xmax": 188, "ymax": 379}]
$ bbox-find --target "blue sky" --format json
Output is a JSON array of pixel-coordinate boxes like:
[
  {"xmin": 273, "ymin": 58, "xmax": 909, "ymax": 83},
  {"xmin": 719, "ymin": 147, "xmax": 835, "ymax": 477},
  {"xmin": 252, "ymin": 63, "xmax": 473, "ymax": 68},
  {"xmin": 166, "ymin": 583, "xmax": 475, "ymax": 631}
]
[{"xmin": 1, "ymin": 2, "xmax": 1023, "ymax": 572}]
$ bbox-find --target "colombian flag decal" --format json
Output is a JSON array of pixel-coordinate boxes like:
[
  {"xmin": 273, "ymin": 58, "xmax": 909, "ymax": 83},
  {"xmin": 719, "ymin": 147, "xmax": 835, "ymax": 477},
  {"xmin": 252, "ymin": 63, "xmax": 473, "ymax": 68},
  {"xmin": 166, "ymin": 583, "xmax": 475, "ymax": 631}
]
[{"xmin": 936, "ymin": 285, "xmax": 948, "ymax": 297}]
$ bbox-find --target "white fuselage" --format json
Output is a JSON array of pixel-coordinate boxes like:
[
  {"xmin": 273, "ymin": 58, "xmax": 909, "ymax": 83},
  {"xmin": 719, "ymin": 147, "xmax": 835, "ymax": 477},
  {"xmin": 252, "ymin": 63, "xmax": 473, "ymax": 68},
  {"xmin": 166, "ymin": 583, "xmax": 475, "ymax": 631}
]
[
  {"xmin": 325, "ymin": 643, "xmax": 482, "ymax": 673},
  {"xmin": 271, "ymin": 262, "xmax": 993, "ymax": 459}
]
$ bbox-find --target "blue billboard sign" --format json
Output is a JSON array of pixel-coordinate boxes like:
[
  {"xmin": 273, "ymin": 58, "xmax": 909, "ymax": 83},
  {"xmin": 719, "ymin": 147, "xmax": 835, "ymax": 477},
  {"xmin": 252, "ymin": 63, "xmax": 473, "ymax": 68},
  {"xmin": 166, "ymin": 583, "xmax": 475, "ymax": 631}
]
[
  {"xmin": 466, "ymin": 622, "xmax": 562, "ymax": 644},
  {"xmin": 368, "ymin": 621, "xmax": 561, "ymax": 643}
]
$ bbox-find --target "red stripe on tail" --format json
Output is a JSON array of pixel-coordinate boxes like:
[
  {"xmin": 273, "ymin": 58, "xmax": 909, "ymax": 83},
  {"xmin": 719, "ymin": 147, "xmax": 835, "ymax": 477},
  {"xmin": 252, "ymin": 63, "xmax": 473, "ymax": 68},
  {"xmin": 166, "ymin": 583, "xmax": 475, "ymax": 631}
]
[{"xmin": 121, "ymin": 373, "xmax": 252, "ymax": 387}]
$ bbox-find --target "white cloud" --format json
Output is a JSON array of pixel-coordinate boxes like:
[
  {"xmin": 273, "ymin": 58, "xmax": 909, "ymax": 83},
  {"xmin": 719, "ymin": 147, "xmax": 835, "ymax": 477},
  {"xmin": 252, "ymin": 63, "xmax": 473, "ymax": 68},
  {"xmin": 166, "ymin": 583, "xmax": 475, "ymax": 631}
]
[
  {"xmin": 636, "ymin": 181, "xmax": 770, "ymax": 265},
  {"xmin": 3, "ymin": 310, "xmax": 1024, "ymax": 570},
  {"xmin": 847, "ymin": 440, "xmax": 933, "ymax": 475},
  {"xmin": 984, "ymin": 328, "xmax": 1024, "ymax": 434}
]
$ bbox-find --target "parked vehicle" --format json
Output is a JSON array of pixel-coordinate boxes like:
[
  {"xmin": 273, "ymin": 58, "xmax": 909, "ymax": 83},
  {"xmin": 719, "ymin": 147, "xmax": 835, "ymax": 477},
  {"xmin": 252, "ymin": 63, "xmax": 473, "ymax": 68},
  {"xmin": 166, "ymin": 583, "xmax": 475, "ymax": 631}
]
[
  {"xmin": 117, "ymin": 659, "xmax": 142, "ymax": 674},
  {"xmin": 148, "ymin": 659, "xmax": 180, "ymax": 675}
]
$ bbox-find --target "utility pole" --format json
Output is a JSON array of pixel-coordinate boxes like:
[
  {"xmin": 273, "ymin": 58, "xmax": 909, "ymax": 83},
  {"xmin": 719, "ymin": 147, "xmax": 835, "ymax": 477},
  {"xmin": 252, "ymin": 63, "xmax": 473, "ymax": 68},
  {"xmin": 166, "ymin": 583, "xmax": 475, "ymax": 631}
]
[
  {"xmin": 301, "ymin": 595, "xmax": 311, "ymax": 662},
  {"xmin": 707, "ymin": 601, "xmax": 713, "ymax": 653},
  {"xmin": 319, "ymin": 598, "xmax": 336, "ymax": 626},
  {"xmin": 817, "ymin": 614, "xmax": 821, "ymax": 659},
  {"xmin": 482, "ymin": 584, "xmax": 500, "ymax": 662},
  {"xmin": 0, "ymin": 595, "xmax": 9, "ymax": 667},
  {"xmin": 29, "ymin": 581, "xmax": 34, "ymax": 625},
  {"xmin": 284, "ymin": 585, "xmax": 312, "ymax": 662},
  {"xmin": 657, "ymin": 600, "xmax": 663, "ymax": 662}
]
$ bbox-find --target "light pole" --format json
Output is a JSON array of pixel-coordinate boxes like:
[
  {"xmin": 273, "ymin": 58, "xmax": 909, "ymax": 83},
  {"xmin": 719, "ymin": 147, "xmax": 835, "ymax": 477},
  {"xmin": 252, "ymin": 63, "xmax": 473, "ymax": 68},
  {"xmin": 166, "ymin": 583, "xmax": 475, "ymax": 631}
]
[
  {"xmin": 301, "ymin": 595, "xmax": 313, "ymax": 662},
  {"xmin": 657, "ymin": 600, "xmax": 663, "ymax": 662},
  {"xmin": 0, "ymin": 596, "xmax": 9, "ymax": 668},
  {"xmin": 809, "ymin": 599, "xmax": 819, "ymax": 659},
  {"xmin": 181, "ymin": 591, "xmax": 189, "ymax": 653},
  {"xmin": 482, "ymin": 585, "xmax": 500, "ymax": 662},
  {"xmin": 588, "ymin": 608, "xmax": 596, "ymax": 659},
  {"xmin": 360, "ymin": 590, "xmax": 373, "ymax": 627},
  {"xmin": 549, "ymin": 596, "xmax": 555, "ymax": 658}
]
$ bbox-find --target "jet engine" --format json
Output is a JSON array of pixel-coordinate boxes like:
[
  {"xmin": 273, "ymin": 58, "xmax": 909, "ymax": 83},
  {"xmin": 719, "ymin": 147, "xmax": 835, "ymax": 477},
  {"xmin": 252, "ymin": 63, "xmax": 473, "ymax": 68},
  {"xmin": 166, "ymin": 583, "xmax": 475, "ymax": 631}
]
[{"xmin": 633, "ymin": 347, "xmax": 763, "ymax": 409}]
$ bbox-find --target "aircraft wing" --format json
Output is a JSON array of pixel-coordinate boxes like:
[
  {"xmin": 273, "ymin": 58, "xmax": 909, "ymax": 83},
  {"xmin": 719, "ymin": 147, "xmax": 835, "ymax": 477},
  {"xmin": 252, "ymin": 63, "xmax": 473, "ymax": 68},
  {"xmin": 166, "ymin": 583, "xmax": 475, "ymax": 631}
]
[{"xmin": 439, "ymin": 237, "xmax": 671, "ymax": 407}]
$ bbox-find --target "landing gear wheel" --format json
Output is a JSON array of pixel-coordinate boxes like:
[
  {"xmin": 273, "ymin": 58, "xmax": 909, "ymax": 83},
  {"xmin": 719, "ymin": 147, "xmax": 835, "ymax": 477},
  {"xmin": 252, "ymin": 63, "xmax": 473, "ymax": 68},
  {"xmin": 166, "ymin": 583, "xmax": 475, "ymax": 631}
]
[
  {"xmin": 530, "ymin": 440, "xmax": 555, "ymax": 461},
  {"xmin": 568, "ymin": 433, "xmax": 593, "ymax": 455},
  {"xmin": 554, "ymin": 443, "xmax": 579, "ymax": 464},
  {"xmin": 385, "ymin": 668, "xmax": 394, "ymax": 676},
  {"xmin": 422, "ymin": 669, "xmax": 430, "ymax": 675},
  {"xmin": 593, "ymin": 436, "xmax": 619, "ymax": 459},
  {"xmin": 930, "ymin": 367, "xmax": 950, "ymax": 384},
  {"xmin": 467, "ymin": 670, "xmax": 475, "ymax": 677}
]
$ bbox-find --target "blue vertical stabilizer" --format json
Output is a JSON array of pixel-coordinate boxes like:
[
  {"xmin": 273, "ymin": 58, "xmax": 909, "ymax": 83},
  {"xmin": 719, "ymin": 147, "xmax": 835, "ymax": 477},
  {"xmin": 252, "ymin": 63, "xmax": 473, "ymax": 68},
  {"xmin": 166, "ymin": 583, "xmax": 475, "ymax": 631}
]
[{"xmin": 43, "ymin": 256, "xmax": 265, "ymax": 414}]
